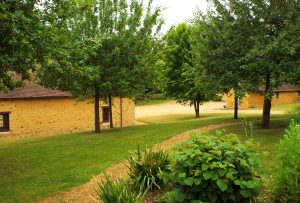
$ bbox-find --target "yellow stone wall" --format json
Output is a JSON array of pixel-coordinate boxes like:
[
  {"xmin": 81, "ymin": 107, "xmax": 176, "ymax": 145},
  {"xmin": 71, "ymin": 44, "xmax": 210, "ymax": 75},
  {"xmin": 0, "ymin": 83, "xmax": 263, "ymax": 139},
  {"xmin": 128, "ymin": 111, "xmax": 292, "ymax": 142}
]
[
  {"xmin": 226, "ymin": 91, "xmax": 300, "ymax": 109},
  {"xmin": 0, "ymin": 97, "xmax": 135, "ymax": 138},
  {"xmin": 225, "ymin": 91, "xmax": 249, "ymax": 109}
]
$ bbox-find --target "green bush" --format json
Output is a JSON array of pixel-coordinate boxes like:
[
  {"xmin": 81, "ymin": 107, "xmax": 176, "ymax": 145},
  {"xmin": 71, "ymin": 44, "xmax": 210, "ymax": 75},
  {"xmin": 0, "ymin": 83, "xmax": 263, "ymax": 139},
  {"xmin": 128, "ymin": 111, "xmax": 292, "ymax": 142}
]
[
  {"xmin": 164, "ymin": 131, "xmax": 262, "ymax": 203},
  {"xmin": 97, "ymin": 175, "xmax": 144, "ymax": 203},
  {"xmin": 127, "ymin": 147, "xmax": 170, "ymax": 192},
  {"xmin": 270, "ymin": 120, "xmax": 300, "ymax": 202}
]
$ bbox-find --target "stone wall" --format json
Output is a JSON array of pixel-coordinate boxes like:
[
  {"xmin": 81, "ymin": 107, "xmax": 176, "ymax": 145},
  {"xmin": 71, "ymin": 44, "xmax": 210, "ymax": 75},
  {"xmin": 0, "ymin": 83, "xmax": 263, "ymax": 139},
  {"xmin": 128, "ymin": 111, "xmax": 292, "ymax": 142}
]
[{"xmin": 0, "ymin": 97, "xmax": 135, "ymax": 138}]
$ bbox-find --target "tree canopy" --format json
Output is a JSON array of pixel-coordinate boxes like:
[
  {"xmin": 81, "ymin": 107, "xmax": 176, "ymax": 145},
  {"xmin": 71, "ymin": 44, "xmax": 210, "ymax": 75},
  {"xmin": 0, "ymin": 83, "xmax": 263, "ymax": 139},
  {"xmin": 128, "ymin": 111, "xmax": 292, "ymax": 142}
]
[
  {"xmin": 38, "ymin": 0, "xmax": 163, "ymax": 132},
  {"xmin": 0, "ymin": 0, "xmax": 46, "ymax": 91},
  {"xmin": 161, "ymin": 23, "xmax": 217, "ymax": 117}
]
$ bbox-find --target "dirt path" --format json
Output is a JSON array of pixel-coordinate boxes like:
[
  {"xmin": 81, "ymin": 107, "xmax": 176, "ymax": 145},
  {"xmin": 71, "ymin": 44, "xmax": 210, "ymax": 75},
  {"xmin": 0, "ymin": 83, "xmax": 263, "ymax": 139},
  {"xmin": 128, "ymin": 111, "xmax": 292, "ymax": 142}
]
[
  {"xmin": 135, "ymin": 101, "xmax": 284, "ymax": 119},
  {"xmin": 40, "ymin": 123, "xmax": 234, "ymax": 203}
]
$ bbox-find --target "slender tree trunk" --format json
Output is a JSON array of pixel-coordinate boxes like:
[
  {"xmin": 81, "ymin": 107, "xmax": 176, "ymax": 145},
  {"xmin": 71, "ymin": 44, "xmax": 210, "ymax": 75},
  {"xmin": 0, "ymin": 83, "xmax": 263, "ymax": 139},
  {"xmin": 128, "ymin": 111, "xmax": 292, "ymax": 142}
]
[
  {"xmin": 120, "ymin": 96, "xmax": 123, "ymax": 127},
  {"xmin": 234, "ymin": 95, "xmax": 238, "ymax": 119},
  {"xmin": 193, "ymin": 100, "xmax": 200, "ymax": 118},
  {"xmin": 94, "ymin": 86, "xmax": 100, "ymax": 133},
  {"xmin": 108, "ymin": 94, "xmax": 113, "ymax": 128},
  {"xmin": 262, "ymin": 72, "xmax": 272, "ymax": 128}
]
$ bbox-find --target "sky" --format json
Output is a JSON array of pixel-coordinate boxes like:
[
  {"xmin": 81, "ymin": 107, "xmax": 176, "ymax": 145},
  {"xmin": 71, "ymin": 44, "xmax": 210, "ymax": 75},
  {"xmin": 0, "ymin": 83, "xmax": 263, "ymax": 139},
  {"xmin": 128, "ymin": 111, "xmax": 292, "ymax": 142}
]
[{"xmin": 153, "ymin": 0, "xmax": 209, "ymax": 33}]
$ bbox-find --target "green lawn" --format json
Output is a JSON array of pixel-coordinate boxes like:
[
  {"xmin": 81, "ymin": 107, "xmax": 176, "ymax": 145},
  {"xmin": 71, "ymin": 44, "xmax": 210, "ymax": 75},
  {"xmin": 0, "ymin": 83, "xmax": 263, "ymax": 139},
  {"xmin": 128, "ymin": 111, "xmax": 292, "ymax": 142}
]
[
  {"xmin": 0, "ymin": 114, "xmax": 242, "ymax": 202},
  {"xmin": 272, "ymin": 103, "xmax": 300, "ymax": 112},
  {"xmin": 135, "ymin": 98, "xmax": 169, "ymax": 106},
  {"xmin": 0, "ymin": 113, "xmax": 289, "ymax": 202}
]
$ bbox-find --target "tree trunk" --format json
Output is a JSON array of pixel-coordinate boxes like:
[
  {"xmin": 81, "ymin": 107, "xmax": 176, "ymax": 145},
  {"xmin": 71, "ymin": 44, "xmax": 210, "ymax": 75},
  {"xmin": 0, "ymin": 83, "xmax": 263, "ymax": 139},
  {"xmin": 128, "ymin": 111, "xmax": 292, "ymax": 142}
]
[
  {"xmin": 262, "ymin": 72, "xmax": 272, "ymax": 128},
  {"xmin": 234, "ymin": 95, "xmax": 238, "ymax": 119},
  {"xmin": 120, "ymin": 96, "xmax": 123, "ymax": 127},
  {"xmin": 108, "ymin": 94, "xmax": 113, "ymax": 128},
  {"xmin": 94, "ymin": 86, "xmax": 100, "ymax": 133},
  {"xmin": 193, "ymin": 100, "xmax": 200, "ymax": 118}
]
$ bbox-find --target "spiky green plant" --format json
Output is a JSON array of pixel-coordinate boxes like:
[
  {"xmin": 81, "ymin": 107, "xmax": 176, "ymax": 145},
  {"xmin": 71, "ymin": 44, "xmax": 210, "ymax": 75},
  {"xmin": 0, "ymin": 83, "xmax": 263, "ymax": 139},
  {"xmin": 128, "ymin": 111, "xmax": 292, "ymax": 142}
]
[
  {"xmin": 127, "ymin": 147, "xmax": 170, "ymax": 192},
  {"xmin": 97, "ymin": 176, "xmax": 144, "ymax": 203}
]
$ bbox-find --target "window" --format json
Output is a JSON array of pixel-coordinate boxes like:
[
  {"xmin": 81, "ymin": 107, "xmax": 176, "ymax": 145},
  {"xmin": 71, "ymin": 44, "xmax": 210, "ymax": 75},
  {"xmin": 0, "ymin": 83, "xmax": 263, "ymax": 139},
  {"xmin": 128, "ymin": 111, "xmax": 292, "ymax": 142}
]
[
  {"xmin": 0, "ymin": 112, "xmax": 10, "ymax": 132},
  {"xmin": 102, "ymin": 107, "xmax": 110, "ymax": 123},
  {"xmin": 275, "ymin": 92, "xmax": 279, "ymax": 98},
  {"xmin": 298, "ymin": 91, "xmax": 300, "ymax": 97}
]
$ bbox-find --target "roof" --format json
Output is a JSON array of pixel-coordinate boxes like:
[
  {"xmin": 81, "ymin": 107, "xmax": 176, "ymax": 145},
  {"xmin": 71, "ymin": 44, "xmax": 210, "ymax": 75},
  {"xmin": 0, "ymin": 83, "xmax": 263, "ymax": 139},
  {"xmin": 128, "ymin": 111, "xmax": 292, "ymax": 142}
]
[
  {"xmin": 0, "ymin": 81, "xmax": 71, "ymax": 99},
  {"xmin": 260, "ymin": 84, "xmax": 300, "ymax": 92}
]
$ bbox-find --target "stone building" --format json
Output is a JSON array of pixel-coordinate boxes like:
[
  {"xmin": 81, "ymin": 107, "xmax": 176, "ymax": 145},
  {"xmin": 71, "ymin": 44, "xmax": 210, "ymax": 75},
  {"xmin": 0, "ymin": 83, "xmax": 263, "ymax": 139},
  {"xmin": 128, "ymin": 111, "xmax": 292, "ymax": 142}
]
[
  {"xmin": 226, "ymin": 84, "xmax": 300, "ymax": 109},
  {"xmin": 0, "ymin": 82, "xmax": 135, "ymax": 138}
]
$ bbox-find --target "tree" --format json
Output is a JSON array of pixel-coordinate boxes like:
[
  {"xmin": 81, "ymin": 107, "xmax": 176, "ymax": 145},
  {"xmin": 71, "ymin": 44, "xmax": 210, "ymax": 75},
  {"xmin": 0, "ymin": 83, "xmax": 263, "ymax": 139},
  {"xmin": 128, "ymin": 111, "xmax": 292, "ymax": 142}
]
[
  {"xmin": 0, "ymin": 0, "xmax": 46, "ymax": 91},
  {"xmin": 241, "ymin": 0, "xmax": 300, "ymax": 128},
  {"xmin": 193, "ymin": 3, "xmax": 253, "ymax": 120},
  {"xmin": 161, "ymin": 23, "xmax": 216, "ymax": 118},
  {"xmin": 195, "ymin": 0, "xmax": 300, "ymax": 127},
  {"xmin": 38, "ymin": 0, "xmax": 163, "ymax": 133}
]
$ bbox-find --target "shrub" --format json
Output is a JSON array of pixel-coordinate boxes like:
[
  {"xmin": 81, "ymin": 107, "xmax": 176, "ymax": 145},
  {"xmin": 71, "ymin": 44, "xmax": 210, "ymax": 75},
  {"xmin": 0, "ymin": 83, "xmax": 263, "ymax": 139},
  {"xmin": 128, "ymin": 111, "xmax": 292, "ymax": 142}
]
[
  {"xmin": 97, "ymin": 175, "xmax": 144, "ymax": 203},
  {"xmin": 164, "ymin": 131, "xmax": 262, "ymax": 203},
  {"xmin": 270, "ymin": 120, "xmax": 300, "ymax": 202},
  {"xmin": 127, "ymin": 147, "xmax": 170, "ymax": 192}
]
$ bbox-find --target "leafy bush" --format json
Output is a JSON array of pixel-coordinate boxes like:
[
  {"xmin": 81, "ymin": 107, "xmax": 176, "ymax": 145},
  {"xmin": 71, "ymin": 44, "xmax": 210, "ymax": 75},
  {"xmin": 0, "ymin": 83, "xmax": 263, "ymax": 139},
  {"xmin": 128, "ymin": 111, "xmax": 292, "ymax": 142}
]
[
  {"xmin": 127, "ymin": 147, "xmax": 170, "ymax": 191},
  {"xmin": 164, "ymin": 131, "xmax": 262, "ymax": 203},
  {"xmin": 270, "ymin": 120, "xmax": 300, "ymax": 202},
  {"xmin": 97, "ymin": 175, "xmax": 144, "ymax": 203}
]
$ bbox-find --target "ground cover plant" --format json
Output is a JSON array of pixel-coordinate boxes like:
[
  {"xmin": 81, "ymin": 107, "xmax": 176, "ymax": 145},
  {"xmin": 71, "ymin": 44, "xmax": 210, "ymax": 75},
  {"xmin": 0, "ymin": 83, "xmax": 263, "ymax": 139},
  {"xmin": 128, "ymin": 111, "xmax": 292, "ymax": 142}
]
[{"xmin": 164, "ymin": 131, "xmax": 262, "ymax": 203}]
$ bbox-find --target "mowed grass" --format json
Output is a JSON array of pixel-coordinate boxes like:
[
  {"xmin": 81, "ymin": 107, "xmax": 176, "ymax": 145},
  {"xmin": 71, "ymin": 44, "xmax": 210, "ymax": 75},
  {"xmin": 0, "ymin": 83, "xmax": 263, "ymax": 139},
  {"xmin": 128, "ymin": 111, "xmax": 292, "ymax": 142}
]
[
  {"xmin": 0, "ymin": 114, "xmax": 243, "ymax": 202},
  {"xmin": 135, "ymin": 98, "xmax": 169, "ymax": 106},
  {"xmin": 272, "ymin": 103, "xmax": 300, "ymax": 112}
]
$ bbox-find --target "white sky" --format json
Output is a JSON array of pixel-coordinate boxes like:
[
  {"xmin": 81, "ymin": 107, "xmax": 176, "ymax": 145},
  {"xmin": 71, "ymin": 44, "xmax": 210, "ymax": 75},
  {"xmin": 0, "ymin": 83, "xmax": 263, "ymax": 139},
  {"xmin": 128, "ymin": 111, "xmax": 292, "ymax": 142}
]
[{"xmin": 153, "ymin": 0, "xmax": 209, "ymax": 33}]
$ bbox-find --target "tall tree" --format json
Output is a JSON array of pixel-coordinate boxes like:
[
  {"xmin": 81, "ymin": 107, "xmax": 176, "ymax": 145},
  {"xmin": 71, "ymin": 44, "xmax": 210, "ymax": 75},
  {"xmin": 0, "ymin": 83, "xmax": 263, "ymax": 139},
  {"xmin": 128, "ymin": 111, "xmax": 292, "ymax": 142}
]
[
  {"xmin": 162, "ymin": 23, "xmax": 216, "ymax": 118},
  {"xmin": 241, "ymin": 0, "xmax": 300, "ymax": 128},
  {"xmin": 193, "ymin": 3, "xmax": 253, "ymax": 120},
  {"xmin": 38, "ymin": 0, "xmax": 163, "ymax": 133},
  {"xmin": 0, "ymin": 0, "xmax": 46, "ymax": 91},
  {"xmin": 196, "ymin": 0, "xmax": 300, "ymax": 127}
]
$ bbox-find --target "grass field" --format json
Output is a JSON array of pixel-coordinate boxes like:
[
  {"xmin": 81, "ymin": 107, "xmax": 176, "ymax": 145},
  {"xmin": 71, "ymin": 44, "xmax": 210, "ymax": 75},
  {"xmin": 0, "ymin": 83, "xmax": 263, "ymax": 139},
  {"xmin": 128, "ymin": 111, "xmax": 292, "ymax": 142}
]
[
  {"xmin": 272, "ymin": 103, "xmax": 300, "ymax": 112},
  {"xmin": 135, "ymin": 98, "xmax": 169, "ymax": 106},
  {"xmin": 0, "ymin": 113, "xmax": 290, "ymax": 202}
]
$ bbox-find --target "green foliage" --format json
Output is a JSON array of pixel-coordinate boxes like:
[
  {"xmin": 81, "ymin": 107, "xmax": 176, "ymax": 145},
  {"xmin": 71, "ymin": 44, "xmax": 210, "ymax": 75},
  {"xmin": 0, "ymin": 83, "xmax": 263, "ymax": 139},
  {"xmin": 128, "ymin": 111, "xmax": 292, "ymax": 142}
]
[
  {"xmin": 0, "ymin": 0, "xmax": 47, "ymax": 91},
  {"xmin": 127, "ymin": 147, "xmax": 170, "ymax": 192},
  {"xmin": 98, "ymin": 175, "xmax": 144, "ymax": 203},
  {"xmin": 164, "ymin": 131, "xmax": 262, "ymax": 203},
  {"xmin": 196, "ymin": 0, "xmax": 300, "ymax": 127},
  {"xmin": 242, "ymin": 118, "xmax": 254, "ymax": 138},
  {"xmin": 270, "ymin": 120, "xmax": 300, "ymax": 202},
  {"xmin": 39, "ymin": 0, "xmax": 163, "ymax": 99},
  {"xmin": 161, "ymin": 23, "xmax": 217, "ymax": 117}
]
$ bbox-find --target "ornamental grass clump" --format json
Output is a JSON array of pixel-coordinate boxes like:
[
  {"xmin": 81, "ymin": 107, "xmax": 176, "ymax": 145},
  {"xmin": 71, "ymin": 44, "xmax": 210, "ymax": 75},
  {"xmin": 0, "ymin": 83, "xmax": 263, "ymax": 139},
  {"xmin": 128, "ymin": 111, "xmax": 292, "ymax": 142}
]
[
  {"xmin": 270, "ymin": 120, "xmax": 300, "ymax": 202},
  {"xmin": 127, "ymin": 147, "xmax": 170, "ymax": 192},
  {"xmin": 97, "ymin": 175, "xmax": 145, "ymax": 203},
  {"xmin": 164, "ymin": 131, "xmax": 262, "ymax": 203}
]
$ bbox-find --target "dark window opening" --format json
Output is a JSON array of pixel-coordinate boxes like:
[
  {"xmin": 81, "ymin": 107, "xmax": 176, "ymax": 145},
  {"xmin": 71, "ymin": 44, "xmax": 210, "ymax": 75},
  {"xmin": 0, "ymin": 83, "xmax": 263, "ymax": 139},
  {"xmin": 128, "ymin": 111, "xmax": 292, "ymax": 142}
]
[
  {"xmin": 298, "ymin": 91, "xmax": 300, "ymax": 97},
  {"xmin": 275, "ymin": 92, "xmax": 279, "ymax": 98},
  {"xmin": 102, "ymin": 107, "xmax": 110, "ymax": 123},
  {"xmin": 0, "ymin": 112, "xmax": 10, "ymax": 132}
]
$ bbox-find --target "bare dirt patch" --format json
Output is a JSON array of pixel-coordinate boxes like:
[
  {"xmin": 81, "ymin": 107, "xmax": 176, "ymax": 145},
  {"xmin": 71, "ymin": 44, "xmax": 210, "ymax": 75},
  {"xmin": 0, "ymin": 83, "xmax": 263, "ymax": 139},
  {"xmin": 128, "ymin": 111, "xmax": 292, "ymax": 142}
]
[{"xmin": 40, "ymin": 123, "xmax": 234, "ymax": 203}]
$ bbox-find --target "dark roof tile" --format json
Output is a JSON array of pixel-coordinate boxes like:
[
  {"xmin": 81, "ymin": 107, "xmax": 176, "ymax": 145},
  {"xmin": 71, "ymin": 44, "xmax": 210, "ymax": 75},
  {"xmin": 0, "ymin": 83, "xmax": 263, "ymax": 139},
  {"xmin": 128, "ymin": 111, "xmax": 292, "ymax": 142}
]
[{"xmin": 0, "ymin": 81, "xmax": 71, "ymax": 99}]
